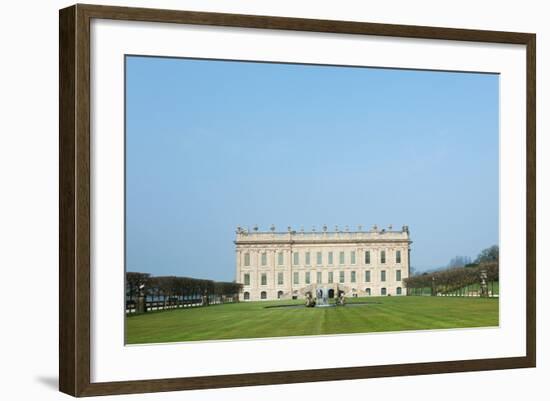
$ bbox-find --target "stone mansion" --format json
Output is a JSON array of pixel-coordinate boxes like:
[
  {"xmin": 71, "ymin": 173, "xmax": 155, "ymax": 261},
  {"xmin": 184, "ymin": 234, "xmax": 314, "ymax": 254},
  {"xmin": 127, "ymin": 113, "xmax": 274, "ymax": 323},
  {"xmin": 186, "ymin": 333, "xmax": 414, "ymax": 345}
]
[{"xmin": 235, "ymin": 225, "xmax": 411, "ymax": 301}]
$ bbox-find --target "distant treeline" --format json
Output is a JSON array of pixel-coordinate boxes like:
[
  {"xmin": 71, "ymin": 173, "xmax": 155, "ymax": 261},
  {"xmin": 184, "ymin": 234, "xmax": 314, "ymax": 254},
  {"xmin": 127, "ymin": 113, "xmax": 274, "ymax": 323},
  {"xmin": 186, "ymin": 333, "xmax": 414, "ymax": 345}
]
[
  {"xmin": 126, "ymin": 272, "xmax": 243, "ymax": 313},
  {"xmin": 404, "ymin": 262, "xmax": 498, "ymax": 296}
]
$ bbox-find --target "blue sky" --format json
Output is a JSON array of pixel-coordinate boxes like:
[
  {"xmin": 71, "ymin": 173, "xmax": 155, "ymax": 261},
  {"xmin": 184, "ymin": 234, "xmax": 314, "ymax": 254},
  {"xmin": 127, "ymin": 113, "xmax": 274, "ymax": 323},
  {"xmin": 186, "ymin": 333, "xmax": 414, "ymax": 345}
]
[{"xmin": 125, "ymin": 56, "xmax": 499, "ymax": 281}]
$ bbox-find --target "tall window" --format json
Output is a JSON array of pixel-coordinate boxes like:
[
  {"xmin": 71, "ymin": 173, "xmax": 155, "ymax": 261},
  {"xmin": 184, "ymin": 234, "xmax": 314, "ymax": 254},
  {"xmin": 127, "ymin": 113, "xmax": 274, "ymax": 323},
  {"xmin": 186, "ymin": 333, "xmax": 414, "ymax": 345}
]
[
  {"xmin": 328, "ymin": 251, "xmax": 334, "ymax": 265},
  {"xmin": 244, "ymin": 273, "xmax": 250, "ymax": 286},
  {"xmin": 317, "ymin": 271, "xmax": 322, "ymax": 284},
  {"xmin": 381, "ymin": 287, "xmax": 387, "ymax": 296},
  {"xmin": 381, "ymin": 250, "xmax": 386, "ymax": 264},
  {"xmin": 396, "ymin": 250, "xmax": 402, "ymax": 264},
  {"xmin": 365, "ymin": 288, "xmax": 371, "ymax": 296},
  {"xmin": 339, "ymin": 271, "xmax": 345, "ymax": 283},
  {"xmin": 316, "ymin": 251, "xmax": 322, "ymax": 265},
  {"xmin": 293, "ymin": 251, "xmax": 299, "ymax": 265},
  {"xmin": 293, "ymin": 272, "xmax": 299, "ymax": 285},
  {"xmin": 244, "ymin": 291, "xmax": 250, "ymax": 300},
  {"xmin": 261, "ymin": 273, "xmax": 267, "ymax": 286},
  {"xmin": 381, "ymin": 270, "xmax": 386, "ymax": 282},
  {"xmin": 396, "ymin": 269, "xmax": 402, "ymax": 281},
  {"xmin": 277, "ymin": 272, "xmax": 284, "ymax": 285},
  {"xmin": 244, "ymin": 253, "xmax": 250, "ymax": 266},
  {"xmin": 305, "ymin": 251, "xmax": 311, "ymax": 265},
  {"xmin": 365, "ymin": 270, "xmax": 371, "ymax": 282},
  {"xmin": 261, "ymin": 252, "xmax": 267, "ymax": 266},
  {"xmin": 261, "ymin": 291, "xmax": 267, "ymax": 300},
  {"xmin": 351, "ymin": 271, "xmax": 356, "ymax": 283},
  {"xmin": 396, "ymin": 287, "xmax": 402, "ymax": 295},
  {"xmin": 351, "ymin": 251, "xmax": 356, "ymax": 264},
  {"xmin": 339, "ymin": 251, "xmax": 345, "ymax": 265},
  {"xmin": 305, "ymin": 272, "xmax": 311, "ymax": 284},
  {"xmin": 365, "ymin": 251, "xmax": 371, "ymax": 264},
  {"xmin": 328, "ymin": 272, "xmax": 334, "ymax": 283},
  {"xmin": 278, "ymin": 251, "xmax": 284, "ymax": 266}
]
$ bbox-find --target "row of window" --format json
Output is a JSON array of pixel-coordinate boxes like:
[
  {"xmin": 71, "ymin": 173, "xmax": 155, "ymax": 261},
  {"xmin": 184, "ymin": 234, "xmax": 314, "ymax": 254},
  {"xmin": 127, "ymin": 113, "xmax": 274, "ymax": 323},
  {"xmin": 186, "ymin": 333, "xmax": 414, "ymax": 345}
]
[
  {"xmin": 243, "ymin": 269, "xmax": 402, "ymax": 286},
  {"xmin": 243, "ymin": 250, "xmax": 402, "ymax": 267},
  {"xmin": 243, "ymin": 286, "xmax": 403, "ymax": 300}
]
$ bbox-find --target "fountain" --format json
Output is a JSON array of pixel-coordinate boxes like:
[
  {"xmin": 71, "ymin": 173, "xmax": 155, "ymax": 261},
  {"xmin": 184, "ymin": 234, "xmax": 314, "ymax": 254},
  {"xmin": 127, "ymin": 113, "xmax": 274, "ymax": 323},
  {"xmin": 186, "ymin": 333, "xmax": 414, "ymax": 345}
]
[{"xmin": 316, "ymin": 287, "xmax": 331, "ymax": 307}]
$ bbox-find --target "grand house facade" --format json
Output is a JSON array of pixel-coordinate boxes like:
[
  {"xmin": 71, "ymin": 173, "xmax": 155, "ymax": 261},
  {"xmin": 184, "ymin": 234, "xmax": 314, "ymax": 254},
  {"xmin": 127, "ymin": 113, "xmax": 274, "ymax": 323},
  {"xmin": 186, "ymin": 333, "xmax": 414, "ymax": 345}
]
[{"xmin": 235, "ymin": 225, "xmax": 411, "ymax": 301}]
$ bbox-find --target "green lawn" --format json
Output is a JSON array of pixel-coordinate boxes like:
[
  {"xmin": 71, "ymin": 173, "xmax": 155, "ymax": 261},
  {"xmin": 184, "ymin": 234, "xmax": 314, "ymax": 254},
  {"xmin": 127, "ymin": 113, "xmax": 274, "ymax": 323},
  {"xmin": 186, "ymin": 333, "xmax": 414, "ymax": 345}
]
[{"xmin": 125, "ymin": 296, "xmax": 499, "ymax": 344}]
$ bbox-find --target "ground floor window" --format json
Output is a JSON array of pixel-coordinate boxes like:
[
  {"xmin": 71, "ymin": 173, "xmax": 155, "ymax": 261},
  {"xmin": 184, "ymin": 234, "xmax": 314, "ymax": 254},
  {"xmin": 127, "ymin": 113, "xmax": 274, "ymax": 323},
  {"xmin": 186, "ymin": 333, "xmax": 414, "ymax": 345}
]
[
  {"xmin": 260, "ymin": 291, "xmax": 267, "ymax": 299},
  {"xmin": 397, "ymin": 287, "xmax": 402, "ymax": 295},
  {"xmin": 381, "ymin": 287, "xmax": 387, "ymax": 296},
  {"xmin": 244, "ymin": 291, "xmax": 250, "ymax": 300},
  {"xmin": 365, "ymin": 288, "xmax": 371, "ymax": 296},
  {"xmin": 277, "ymin": 290, "xmax": 283, "ymax": 299}
]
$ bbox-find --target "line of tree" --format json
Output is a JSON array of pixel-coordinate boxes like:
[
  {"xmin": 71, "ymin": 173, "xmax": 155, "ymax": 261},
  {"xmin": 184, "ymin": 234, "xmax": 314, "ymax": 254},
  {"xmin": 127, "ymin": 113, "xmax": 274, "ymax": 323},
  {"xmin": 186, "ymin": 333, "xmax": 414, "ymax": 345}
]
[
  {"xmin": 404, "ymin": 262, "xmax": 498, "ymax": 296},
  {"xmin": 126, "ymin": 272, "xmax": 243, "ymax": 313},
  {"xmin": 405, "ymin": 245, "xmax": 499, "ymax": 296}
]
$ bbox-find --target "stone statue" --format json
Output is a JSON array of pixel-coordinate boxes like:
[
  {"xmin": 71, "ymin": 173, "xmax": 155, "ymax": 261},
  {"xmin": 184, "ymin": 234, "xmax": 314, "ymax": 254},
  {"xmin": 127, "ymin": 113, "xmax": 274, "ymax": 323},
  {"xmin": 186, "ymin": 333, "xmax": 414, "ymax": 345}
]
[{"xmin": 305, "ymin": 292, "xmax": 316, "ymax": 307}]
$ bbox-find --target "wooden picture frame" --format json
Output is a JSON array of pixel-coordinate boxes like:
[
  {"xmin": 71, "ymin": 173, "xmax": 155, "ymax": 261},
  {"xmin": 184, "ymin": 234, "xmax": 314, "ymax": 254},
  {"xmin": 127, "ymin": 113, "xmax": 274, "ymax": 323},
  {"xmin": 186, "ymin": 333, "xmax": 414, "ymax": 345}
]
[{"xmin": 59, "ymin": 3, "xmax": 536, "ymax": 397}]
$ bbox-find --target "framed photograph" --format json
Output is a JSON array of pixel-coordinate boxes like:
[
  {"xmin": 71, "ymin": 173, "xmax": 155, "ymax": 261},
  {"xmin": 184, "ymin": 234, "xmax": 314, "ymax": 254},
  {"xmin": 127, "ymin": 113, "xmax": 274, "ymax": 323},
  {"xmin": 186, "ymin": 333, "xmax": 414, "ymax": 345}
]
[{"xmin": 59, "ymin": 4, "xmax": 536, "ymax": 397}]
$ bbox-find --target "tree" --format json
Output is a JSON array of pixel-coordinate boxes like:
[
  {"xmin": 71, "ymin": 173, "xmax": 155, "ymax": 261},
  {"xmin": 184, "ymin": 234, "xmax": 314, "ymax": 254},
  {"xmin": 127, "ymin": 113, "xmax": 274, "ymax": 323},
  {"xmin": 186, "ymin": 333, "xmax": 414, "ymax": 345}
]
[
  {"xmin": 448, "ymin": 255, "xmax": 472, "ymax": 268},
  {"xmin": 475, "ymin": 245, "xmax": 499, "ymax": 264}
]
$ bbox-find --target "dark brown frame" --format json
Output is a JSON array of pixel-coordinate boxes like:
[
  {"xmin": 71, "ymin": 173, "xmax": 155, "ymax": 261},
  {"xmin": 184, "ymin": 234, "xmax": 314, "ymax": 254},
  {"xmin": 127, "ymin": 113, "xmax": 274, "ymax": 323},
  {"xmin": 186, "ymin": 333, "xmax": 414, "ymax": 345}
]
[{"xmin": 59, "ymin": 3, "xmax": 536, "ymax": 397}]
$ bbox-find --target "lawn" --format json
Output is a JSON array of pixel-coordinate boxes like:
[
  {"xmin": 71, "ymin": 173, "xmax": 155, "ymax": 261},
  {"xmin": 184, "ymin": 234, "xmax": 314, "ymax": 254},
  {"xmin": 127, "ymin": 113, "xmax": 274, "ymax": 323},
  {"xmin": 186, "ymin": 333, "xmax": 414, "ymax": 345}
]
[{"xmin": 125, "ymin": 296, "xmax": 499, "ymax": 344}]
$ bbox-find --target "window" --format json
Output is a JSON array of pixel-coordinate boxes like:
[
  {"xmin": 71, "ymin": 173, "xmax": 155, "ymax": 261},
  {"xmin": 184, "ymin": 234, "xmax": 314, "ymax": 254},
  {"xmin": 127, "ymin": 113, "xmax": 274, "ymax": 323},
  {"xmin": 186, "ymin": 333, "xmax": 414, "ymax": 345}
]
[
  {"xmin": 365, "ymin": 288, "xmax": 371, "ymax": 296},
  {"xmin": 261, "ymin": 291, "xmax": 267, "ymax": 300},
  {"xmin": 244, "ymin": 291, "xmax": 250, "ymax": 300},
  {"xmin": 381, "ymin": 270, "xmax": 386, "ymax": 282},
  {"xmin": 293, "ymin": 251, "xmax": 299, "ymax": 265},
  {"xmin": 351, "ymin": 251, "xmax": 356, "ymax": 264},
  {"xmin": 396, "ymin": 269, "xmax": 402, "ymax": 281},
  {"xmin": 305, "ymin": 252, "xmax": 311, "ymax": 265},
  {"xmin": 365, "ymin": 250, "xmax": 371, "ymax": 264},
  {"xmin": 305, "ymin": 272, "xmax": 311, "ymax": 284},
  {"xmin": 328, "ymin": 251, "xmax": 334, "ymax": 265},
  {"xmin": 396, "ymin": 287, "xmax": 402, "ymax": 295},
  {"xmin": 396, "ymin": 250, "xmax": 401, "ymax": 264},
  {"xmin": 365, "ymin": 270, "xmax": 371, "ymax": 282},
  {"xmin": 278, "ymin": 252, "xmax": 284, "ymax": 266},
  {"xmin": 381, "ymin": 250, "xmax": 386, "ymax": 264},
  {"xmin": 261, "ymin": 273, "xmax": 267, "ymax": 286},
  {"xmin": 328, "ymin": 272, "xmax": 334, "ymax": 283},
  {"xmin": 293, "ymin": 272, "xmax": 299, "ymax": 285},
  {"xmin": 277, "ymin": 272, "xmax": 284, "ymax": 285},
  {"xmin": 339, "ymin": 271, "xmax": 345, "ymax": 283},
  {"xmin": 351, "ymin": 271, "xmax": 356, "ymax": 283},
  {"xmin": 244, "ymin": 252, "xmax": 250, "ymax": 266},
  {"xmin": 277, "ymin": 290, "xmax": 283, "ymax": 299},
  {"xmin": 316, "ymin": 251, "xmax": 322, "ymax": 265},
  {"xmin": 381, "ymin": 287, "xmax": 387, "ymax": 296},
  {"xmin": 317, "ymin": 271, "xmax": 322, "ymax": 284},
  {"xmin": 339, "ymin": 251, "xmax": 345, "ymax": 265},
  {"xmin": 261, "ymin": 252, "xmax": 267, "ymax": 266},
  {"xmin": 244, "ymin": 273, "xmax": 250, "ymax": 286}
]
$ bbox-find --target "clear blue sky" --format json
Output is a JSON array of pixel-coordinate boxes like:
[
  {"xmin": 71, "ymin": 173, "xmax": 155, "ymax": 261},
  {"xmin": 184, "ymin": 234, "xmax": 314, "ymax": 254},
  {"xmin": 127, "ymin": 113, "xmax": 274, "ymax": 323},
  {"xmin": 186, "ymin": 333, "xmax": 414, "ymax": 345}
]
[{"xmin": 126, "ymin": 56, "xmax": 499, "ymax": 281}]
